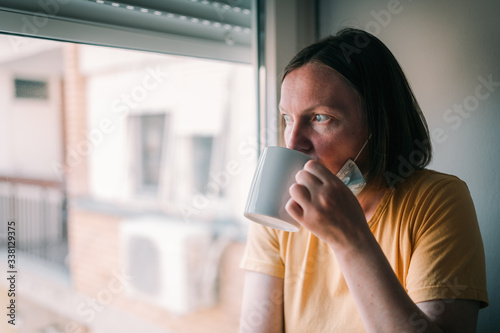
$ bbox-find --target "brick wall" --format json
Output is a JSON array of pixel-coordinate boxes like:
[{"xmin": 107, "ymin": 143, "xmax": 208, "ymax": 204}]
[
  {"xmin": 62, "ymin": 44, "xmax": 89, "ymax": 197},
  {"xmin": 68, "ymin": 208, "xmax": 121, "ymax": 296}
]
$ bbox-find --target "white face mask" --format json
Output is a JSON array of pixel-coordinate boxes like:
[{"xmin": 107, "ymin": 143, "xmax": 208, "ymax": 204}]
[{"xmin": 336, "ymin": 135, "xmax": 371, "ymax": 196}]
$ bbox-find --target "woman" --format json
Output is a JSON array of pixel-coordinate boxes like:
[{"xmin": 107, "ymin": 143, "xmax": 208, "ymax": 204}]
[{"xmin": 240, "ymin": 28, "xmax": 488, "ymax": 332}]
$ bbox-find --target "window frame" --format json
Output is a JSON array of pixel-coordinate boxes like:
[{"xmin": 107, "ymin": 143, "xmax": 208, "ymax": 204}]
[{"xmin": 0, "ymin": 8, "xmax": 252, "ymax": 64}]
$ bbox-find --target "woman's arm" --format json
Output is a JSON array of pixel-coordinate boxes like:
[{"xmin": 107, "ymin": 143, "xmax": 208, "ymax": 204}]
[
  {"xmin": 417, "ymin": 299, "xmax": 479, "ymax": 332},
  {"xmin": 240, "ymin": 271, "xmax": 284, "ymax": 333},
  {"xmin": 332, "ymin": 226, "xmax": 479, "ymax": 332}
]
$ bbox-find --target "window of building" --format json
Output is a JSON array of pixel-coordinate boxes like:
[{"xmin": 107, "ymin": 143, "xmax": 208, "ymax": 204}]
[
  {"xmin": 131, "ymin": 113, "xmax": 168, "ymax": 195},
  {"xmin": 14, "ymin": 78, "xmax": 49, "ymax": 99},
  {"xmin": 192, "ymin": 135, "xmax": 215, "ymax": 194}
]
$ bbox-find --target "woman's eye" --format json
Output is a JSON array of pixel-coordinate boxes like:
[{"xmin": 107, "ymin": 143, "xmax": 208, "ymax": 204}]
[
  {"xmin": 282, "ymin": 114, "xmax": 292, "ymax": 123},
  {"xmin": 315, "ymin": 114, "xmax": 330, "ymax": 123}
]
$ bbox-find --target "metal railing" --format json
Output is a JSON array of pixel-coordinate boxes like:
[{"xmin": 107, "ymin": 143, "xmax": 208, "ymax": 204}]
[{"xmin": 0, "ymin": 177, "xmax": 68, "ymax": 269}]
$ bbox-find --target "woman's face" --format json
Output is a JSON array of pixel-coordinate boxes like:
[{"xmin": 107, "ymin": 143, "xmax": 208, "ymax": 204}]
[{"xmin": 280, "ymin": 63, "xmax": 370, "ymax": 175}]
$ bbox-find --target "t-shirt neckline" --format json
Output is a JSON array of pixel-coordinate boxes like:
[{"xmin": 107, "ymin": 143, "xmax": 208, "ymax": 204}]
[{"xmin": 367, "ymin": 188, "xmax": 393, "ymax": 228}]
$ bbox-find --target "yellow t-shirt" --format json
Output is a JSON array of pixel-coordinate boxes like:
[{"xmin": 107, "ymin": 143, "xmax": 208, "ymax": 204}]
[{"xmin": 240, "ymin": 169, "xmax": 488, "ymax": 332}]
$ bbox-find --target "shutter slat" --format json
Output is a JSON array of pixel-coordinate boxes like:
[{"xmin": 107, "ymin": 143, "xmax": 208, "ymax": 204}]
[{"xmin": 0, "ymin": 0, "xmax": 253, "ymax": 63}]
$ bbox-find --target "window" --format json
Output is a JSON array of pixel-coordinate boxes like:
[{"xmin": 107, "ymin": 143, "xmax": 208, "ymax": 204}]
[
  {"xmin": 131, "ymin": 113, "xmax": 168, "ymax": 195},
  {"xmin": 0, "ymin": 33, "xmax": 257, "ymax": 332},
  {"xmin": 140, "ymin": 114, "xmax": 165, "ymax": 190},
  {"xmin": 0, "ymin": 1, "xmax": 257, "ymax": 331},
  {"xmin": 14, "ymin": 78, "xmax": 49, "ymax": 99},
  {"xmin": 192, "ymin": 135, "xmax": 215, "ymax": 194}
]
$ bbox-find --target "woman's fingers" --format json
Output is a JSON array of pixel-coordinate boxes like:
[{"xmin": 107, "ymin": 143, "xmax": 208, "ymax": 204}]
[
  {"xmin": 295, "ymin": 168, "xmax": 322, "ymax": 188},
  {"xmin": 285, "ymin": 198, "xmax": 303, "ymax": 221},
  {"xmin": 303, "ymin": 160, "xmax": 339, "ymax": 185},
  {"xmin": 288, "ymin": 162, "xmax": 330, "ymax": 222},
  {"xmin": 286, "ymin": 182, "xmax": 310, "ymax": 222},
  {"xmin": 289, "ymin": 182, "xmax": 311, "ymax": 203}
]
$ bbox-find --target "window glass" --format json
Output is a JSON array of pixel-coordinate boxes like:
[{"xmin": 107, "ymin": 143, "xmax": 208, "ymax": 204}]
[
  {"xmin": 14, "ymin": 78, "xmax": 49, "ymax": 99},
  {"xmin": 0, "ymin": 34, "xmax": 257, "ymax": 332},
  {"xmin": 192, "ymin": 135, "xmax": 215, "ymax": 194},
  {"xmin": 132, "ymin": 113, "xmax": 167, "ymax": 195}
]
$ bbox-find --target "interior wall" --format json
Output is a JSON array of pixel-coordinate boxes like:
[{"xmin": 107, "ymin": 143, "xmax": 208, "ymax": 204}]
[{"xmin": 318, "ymin": 0, "xmax": 500, "ymax": 331}]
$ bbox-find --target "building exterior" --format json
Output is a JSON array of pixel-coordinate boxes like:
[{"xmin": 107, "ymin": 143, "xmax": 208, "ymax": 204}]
[{"xmin": 0, "ymin": 35, "xmax": 256, "ymax": 333}]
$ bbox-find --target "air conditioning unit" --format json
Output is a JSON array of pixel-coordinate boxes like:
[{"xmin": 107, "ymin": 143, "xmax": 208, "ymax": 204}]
[{"xmin": 120, "ymin": 216, "xmax": 216, "ymax": 315}]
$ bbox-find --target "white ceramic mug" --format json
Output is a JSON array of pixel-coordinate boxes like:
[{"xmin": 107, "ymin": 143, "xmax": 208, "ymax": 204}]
[{"xmin": 244, "ymin": 146, "xmax": 312, "ymax": 232}]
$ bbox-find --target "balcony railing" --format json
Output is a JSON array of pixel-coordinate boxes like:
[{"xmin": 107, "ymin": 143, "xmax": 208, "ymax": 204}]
[{"xmin": 0, "ymin": 176, "xmax": 68, "ymax": 269}]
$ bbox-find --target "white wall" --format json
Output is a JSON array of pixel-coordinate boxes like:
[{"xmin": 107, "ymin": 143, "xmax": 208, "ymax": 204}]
[
  {"xmin": 0, "ymin": 46, "xmax": 63, "ymax": 180},
  {"xmin": 319, "ymin": 0, "xmax": 500, "ymax": 331},
  {"xmin": 82, "ymin": 46, "xmax": 257, "ymax": 223}
]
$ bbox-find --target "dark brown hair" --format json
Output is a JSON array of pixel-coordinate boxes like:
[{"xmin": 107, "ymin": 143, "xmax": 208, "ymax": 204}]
[{"xmin": 282, "ymin": 28, "xmax": 431, "ymax": 187}]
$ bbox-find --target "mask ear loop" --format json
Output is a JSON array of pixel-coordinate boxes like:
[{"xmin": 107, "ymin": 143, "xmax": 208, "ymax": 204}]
[{"xmin": 353, "ymin": 134, "xmax": 372, "ymax": 163}]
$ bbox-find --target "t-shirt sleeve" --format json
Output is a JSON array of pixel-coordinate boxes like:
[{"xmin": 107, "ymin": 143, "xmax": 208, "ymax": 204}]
[
  {"xmin": 239, "ymin": 222, "xmax": 285, "ymax": 279},
  {"xmin": 406, "ymin": 177, "xmax": 489, "ymax": 307}
]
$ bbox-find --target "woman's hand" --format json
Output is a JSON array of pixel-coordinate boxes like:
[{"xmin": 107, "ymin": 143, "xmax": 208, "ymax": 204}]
[{"xmin": 285, "ymin": 160, "xmax": 369, "ymax": 249}]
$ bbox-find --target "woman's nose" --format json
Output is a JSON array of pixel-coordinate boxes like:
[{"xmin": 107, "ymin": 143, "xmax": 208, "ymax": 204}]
[{"xmin": 285, "ymin": 121, "xmax": 312, "ymax": 153}]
